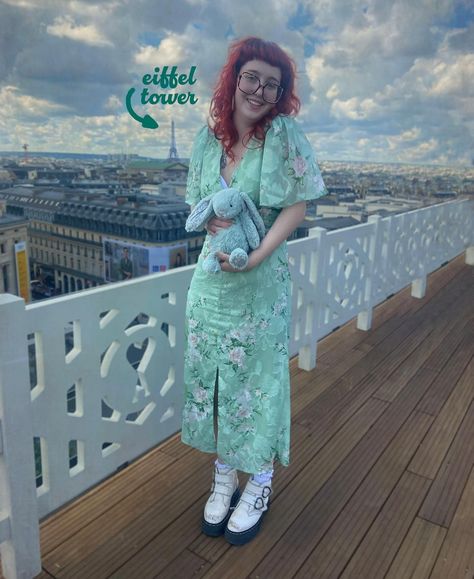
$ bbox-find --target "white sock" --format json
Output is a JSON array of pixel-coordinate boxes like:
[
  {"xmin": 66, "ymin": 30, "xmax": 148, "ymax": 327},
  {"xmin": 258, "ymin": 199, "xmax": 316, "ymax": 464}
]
[
  {"xmin": 215, "ymin": 458, "xmax": 234, "ymax": 472},
  {"xmin": 251, "ymin": 469, "xmax": 274, "ymax": 485}
]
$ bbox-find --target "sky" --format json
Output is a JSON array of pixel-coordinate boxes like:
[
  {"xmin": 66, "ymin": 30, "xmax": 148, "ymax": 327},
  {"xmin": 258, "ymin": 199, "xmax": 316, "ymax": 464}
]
[{"xmin": 0, "ymin": 0, "xmax": 473, "ymax": 166}]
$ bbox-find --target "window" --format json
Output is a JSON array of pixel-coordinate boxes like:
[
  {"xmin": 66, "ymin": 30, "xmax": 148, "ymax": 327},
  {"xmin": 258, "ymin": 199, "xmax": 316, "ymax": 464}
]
[
  {"xmin": 0, "ymin": 243, "xmax": 5, "ymax": 254},
  {"xmin": 2, "ymin": 265, "xmax": 8, "ymax": 292}
]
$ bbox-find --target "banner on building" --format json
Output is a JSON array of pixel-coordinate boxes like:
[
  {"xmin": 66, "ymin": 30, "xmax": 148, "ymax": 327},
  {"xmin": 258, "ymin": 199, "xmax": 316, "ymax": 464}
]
[
  {"xmin": 14, "ymin": 241, "xmax": 30, "ymax": 302},
  {"xmin": 103, "ymin": 238, "xmax": 187, "ymax": 282}
]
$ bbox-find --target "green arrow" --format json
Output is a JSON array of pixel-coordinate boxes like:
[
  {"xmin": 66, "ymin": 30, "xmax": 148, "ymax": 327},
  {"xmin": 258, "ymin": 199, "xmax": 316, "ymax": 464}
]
[{"xmin": 126, "ymin": 88, "xmax": 159, "ymax": 129}]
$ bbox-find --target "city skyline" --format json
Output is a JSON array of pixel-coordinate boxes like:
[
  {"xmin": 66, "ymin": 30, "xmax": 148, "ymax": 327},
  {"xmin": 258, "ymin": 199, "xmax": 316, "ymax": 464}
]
[{"xmin": 0, "ymin": 0, "xmax": 473, "ymax": 167}]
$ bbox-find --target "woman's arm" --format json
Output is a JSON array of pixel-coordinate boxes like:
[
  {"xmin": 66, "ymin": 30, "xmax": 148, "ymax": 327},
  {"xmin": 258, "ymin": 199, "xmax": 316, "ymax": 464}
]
[
  {"xmin": 216, "ymin": 201, "xmax": 306, "ymax": 272},
  {"xmin": 189, "ymin": 205, "xmax": 232, "ymax": 234}
]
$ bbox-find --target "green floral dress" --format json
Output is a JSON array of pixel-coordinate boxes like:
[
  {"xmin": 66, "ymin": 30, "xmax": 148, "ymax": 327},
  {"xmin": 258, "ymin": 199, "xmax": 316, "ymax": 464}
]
[{"xmin": 181, "ymin": 115, "xmax": 327, "ymax": 474}]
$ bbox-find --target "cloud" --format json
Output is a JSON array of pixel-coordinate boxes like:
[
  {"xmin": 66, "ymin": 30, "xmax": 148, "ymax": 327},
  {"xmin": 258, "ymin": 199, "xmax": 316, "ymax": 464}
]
[
  {"xmin": 428, "ymin": 53, "xmax": 474, "ymax": 97},
  {"xmin": 330, "ymin": 96, "xmax": 380, "ymax": 120},
  {"xmin": 46, "ymin": 15, "xmax": 113, "ymax": 47},
  {"xmin": 0, "ymin": 85, "xmax": 71, "ymax": 119},
  {"xmin": 134, "ymin": 36, "xmax": 188, "ymax": 68}
]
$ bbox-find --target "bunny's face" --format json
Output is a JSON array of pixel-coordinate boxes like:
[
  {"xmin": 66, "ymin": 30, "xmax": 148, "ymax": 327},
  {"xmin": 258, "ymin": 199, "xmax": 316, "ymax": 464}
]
[{"xmin": 213, "ymin": 189, "xmax": 244, "ymax": 219}]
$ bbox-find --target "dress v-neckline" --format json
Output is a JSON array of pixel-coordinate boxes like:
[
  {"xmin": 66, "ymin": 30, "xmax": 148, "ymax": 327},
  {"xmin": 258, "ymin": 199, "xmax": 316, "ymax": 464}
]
[
  {"xmin": 220, "ymin": 175, "xmax": 229, "ymax": 188},
  {"xmin": 217, "ymin": 138, "xmax": 254, "ymax": 187}
]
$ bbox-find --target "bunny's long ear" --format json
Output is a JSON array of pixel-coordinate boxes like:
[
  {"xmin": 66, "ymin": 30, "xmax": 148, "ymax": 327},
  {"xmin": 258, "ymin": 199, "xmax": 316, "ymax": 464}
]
[
  {"xmin": 240, "ymin": 192, "xmax": 266, "ymax": 240},
  {"xmin": 185, "ymin": 195, "xmax": 215, "ymax": 231}
]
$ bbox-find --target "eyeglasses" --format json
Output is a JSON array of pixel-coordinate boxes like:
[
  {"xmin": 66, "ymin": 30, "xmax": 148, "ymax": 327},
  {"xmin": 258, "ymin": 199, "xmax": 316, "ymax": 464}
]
[{"xmin": 237, "ymin": 71, "xmax": 284, "ymax": 104}]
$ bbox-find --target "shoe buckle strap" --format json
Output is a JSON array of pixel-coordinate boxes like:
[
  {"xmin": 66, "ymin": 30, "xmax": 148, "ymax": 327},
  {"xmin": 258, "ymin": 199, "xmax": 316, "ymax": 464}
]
[
  {"xmin": 214, "ymin": 471, "xmax": 235, "ymax": 484},
  {"xmin": 240, "ymin": 484, "xmax": 272, "ymax": 511},
  {"xmin": 210, "ymin": 476, "xmax": 235, "ymax": 498}
]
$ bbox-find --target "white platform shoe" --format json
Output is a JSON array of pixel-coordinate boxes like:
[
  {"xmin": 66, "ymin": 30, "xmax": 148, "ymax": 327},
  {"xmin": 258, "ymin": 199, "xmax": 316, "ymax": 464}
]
[
  {"xmin": 225, "ymin": 477, "xmax": 272, "ymax": 545},
  {"xmin": 202, "ymin": 465, "xmax": 240, "ymax": 536}
]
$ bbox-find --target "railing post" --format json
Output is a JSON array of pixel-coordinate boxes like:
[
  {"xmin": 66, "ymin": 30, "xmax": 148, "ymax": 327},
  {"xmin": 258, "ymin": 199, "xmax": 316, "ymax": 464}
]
[
  {"xmin": 0, "ymin": 294, "xmax": 41, "ymax": 579},
  {"xmin": 298, "ymin": 227, "xmax": 327, "ymax": 371},
  {"xmin": 466, "ymin": 246, "xmax": 474, "ymax": 266},
  {"xmin": 357, "ymin": 215, "xmax": 379, "ymax": 331}
]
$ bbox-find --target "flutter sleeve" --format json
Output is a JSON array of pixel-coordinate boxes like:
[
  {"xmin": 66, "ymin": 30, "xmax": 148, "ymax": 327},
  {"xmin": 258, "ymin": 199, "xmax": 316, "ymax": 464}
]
[
  {"xmin": 185, "ymin": 124, "xmax": 211, "ymax": 206},
  {"xmin": 259, "ymin": 115, "xmax": 328, "ymax": 208}
]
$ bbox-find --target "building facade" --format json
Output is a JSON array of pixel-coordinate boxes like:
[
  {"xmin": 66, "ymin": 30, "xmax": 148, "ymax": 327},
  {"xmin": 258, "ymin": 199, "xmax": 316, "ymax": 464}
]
[
  {"xmin": 0, "ymin": 200, "xmax": 30, "ymax": 300},
  {"xmin": 0, "ymin": 188, "xmax": 204, "ymax": 296}
]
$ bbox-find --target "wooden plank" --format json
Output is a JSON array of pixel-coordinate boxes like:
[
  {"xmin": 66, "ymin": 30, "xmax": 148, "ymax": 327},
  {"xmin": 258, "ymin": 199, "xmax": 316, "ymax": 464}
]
[
  {"xmin": 246, "ymin": 411, "xmax": 433, "ymax": 579},
  {"xmin": 384, "ymin": 517, "xmax": 446, "ymax": 579},
  {"xmin": 158, "ymin": 432, "xmax": 195, "ymax": 459},
  {"xmin": 335, "ymin": 472, "xmax": 431, "ymax": 579},
  {"xmin": 430, "ymin": 466, "xmax": 474, "ymax": 579},
  {"xmin": 292, "ymin": 470, "xmax": 431, "ymax": 578},
  {"xmin": 409, "ymin": 356, "xmax": 474, "ymax": 479},
  {"xmin": 40, "ymin": 447, "xmax": 176, "ymax": 554},
  {"xmin": 35, "ymin": 570, "xmax": 56, "ymax": 579},
  {"xmin": 154, "ymin": 548, "xmax": 211, "ymax": 579},
  {"xmin": 41, "ymin": 450, "xmax": 214, "ymax": 578},
  {"xmin": 419, "ymin": 400, "xmax": 474, "ymax": 528},
  {"xmin": 373, "ymin": 278, "xmax": 474, "ymax": 401},
  {"xmin": 418, "ymin": 266, "xmax": 473, "ymax": 374},
  {"xmin": 202, "ymin": 366, "xmax": 436, "ymax": 579},
  {"xmin": 109, "ymin": 498, "xmax": 206, "ymax": 579},
  {"xmin": 416, "ymin": 327, "xmax": 474, "ymax": 416}
]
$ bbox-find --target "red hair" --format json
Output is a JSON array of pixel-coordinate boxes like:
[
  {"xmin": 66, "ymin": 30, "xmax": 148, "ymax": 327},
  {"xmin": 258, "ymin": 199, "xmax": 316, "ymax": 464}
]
[{"xmin": 210, "ymin": 37, "xmax": 300, "ymax": 160}]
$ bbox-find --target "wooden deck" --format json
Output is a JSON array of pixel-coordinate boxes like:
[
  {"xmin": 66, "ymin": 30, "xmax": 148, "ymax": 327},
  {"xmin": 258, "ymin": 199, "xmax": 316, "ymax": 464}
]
[{"xmin": 12, "ymin": 254, "xmax": 474, "ymax": 578}]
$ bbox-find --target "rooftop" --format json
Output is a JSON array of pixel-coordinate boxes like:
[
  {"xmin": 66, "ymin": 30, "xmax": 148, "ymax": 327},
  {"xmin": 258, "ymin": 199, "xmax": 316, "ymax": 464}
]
[
  {"xmin": 7, "ymin": 253, "xmax": 472, "ymax": 579},
  {"xmin": 0, "ymin": 214, "xmax": 28, "ymax": 227}
]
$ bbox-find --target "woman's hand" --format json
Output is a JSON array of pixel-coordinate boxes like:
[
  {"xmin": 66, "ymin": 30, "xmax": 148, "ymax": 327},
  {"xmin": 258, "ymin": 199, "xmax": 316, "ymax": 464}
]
[
  {"xmin": 214, "ymin": 201, "xmax": 306, "ymax": 273},
  {"xmin": 215, "ymin": 248, "xmax": 264, "ymax": 273},
  {"xmin": 205, "ymin": 216, "xmax": 233, "ymax": 235}
]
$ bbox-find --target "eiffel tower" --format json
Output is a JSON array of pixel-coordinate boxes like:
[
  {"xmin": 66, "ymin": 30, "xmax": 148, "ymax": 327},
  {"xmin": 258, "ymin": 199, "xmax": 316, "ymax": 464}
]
[{"xmin": 168, "ymin": 119, "xmax": 179, "ymax": 160}]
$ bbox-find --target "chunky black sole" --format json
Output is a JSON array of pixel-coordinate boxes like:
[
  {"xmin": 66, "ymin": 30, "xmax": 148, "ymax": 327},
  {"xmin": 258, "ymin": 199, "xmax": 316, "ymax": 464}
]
[
  {"xmin": 224, "ymin": 499, "xmax": 271, "ymax": 545},
  {"xmin": 201, "ymin": 488, "xmax": 241, "ymax": 537}
]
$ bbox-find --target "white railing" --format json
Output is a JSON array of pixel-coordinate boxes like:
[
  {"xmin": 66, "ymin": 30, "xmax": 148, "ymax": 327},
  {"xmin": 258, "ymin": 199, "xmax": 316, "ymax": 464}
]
[{"xmin": 0, "ymin": 197, "xmax": 473, "ymax": 578}]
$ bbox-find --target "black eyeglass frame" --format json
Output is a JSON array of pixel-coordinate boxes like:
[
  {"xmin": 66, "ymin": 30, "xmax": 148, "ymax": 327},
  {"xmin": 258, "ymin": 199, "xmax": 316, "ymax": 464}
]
[{"xmin": 237, "ymin": 72, "xmax": 284, "ymax": 104}]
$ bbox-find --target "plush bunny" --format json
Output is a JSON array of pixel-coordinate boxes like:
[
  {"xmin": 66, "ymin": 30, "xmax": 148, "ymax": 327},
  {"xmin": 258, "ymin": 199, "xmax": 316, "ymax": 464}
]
[{"xmin": 185, "ymin": 188, "xmax": 266, "ymax": 273}]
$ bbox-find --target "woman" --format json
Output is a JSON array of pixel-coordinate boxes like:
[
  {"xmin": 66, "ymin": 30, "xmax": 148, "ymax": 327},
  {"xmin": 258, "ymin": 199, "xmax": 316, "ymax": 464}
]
[{"xmin": 181, "ymin": 36, "xmax": 327, "ymax": 545}]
